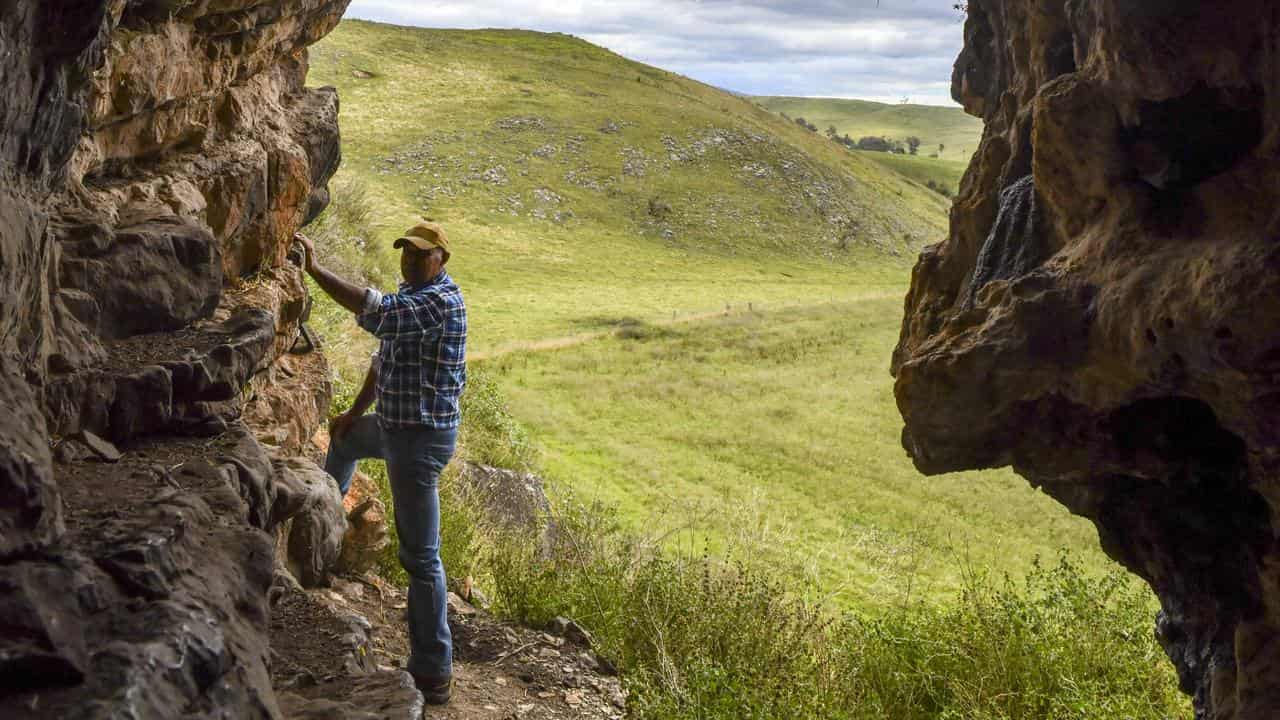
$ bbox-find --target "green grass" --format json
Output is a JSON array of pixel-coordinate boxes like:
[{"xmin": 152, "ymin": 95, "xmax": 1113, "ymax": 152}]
[
  {"xmin": 752, "ymin": 96, "xmax": 984, "ymax": 162},
  {"xmin": 308, "ymin": 21, "xmax": 950, "ymax": 357},
  {"xmin": 490, "ymin": 505, "xmax": 1187, "ymax": 720},
  {"xmin": 856, "ymin": 151, "xmax": 968, "ymax": 197},
  {"xmin": 484, "ymin": 299, "xmax": 1108, "ymax": 608}
]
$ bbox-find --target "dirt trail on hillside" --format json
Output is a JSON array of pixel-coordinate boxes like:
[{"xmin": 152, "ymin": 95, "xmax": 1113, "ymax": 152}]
[{"xmin": 472, "ymin": 292, "xmax": 900, "ymax": 361}]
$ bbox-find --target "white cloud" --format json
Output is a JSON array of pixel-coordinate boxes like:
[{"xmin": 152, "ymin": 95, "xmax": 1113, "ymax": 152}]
[{"xmin": 341, "ymin": 0, "xmax": 966, "ymax": 105}]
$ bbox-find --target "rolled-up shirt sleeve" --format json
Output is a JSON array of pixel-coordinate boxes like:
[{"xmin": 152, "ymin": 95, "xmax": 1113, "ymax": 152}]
[{"xmin": 356, "ymin": 287, "xmax": 447, "ymax": 340}]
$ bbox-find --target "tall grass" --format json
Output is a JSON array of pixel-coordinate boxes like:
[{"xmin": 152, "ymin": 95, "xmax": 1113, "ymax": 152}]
[{"xmin": 488, "ymin": 498, "xmax": 1187, "ymax": 720}]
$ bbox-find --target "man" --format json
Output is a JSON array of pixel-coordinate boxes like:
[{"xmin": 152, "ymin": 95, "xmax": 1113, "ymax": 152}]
[{"xmin": 293, "ymin": 221, "xmax": 466, "ymax": 705}]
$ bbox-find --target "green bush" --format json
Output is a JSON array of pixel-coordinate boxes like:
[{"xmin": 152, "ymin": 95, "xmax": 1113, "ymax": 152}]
[{"xmin": 487, "ymin": 498, "xmax": 1188, "ymax": 720}]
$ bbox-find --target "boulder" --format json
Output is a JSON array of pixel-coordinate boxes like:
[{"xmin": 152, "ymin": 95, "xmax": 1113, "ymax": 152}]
[
  {"xmin": 277, "ymin": 671, "xmax": 423, "ymax": 720},
  {"xmin": 276, "ymin": 456, "xmax": 348, "ymax": 588},
  {"xmin": 336, "ymin": 497, "xmax": 390, "ymax": 576},
  {"xmin": 57, "ymin": 213, "xmax": 222, "ymax": 340},
  {"xmin": 456, "ymin": 462, "xmax": 550, "ymax": 532}
]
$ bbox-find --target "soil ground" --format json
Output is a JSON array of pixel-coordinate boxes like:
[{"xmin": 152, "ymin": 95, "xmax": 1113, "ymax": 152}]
[{"xmin": 272, "ymin": 573, "xmax": 626, "ymax": 719}]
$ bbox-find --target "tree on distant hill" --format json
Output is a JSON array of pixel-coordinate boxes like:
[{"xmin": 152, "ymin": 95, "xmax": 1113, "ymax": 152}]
[
  {"xmin": 826, "ymin": 125, "xmax": 839, "ymax": 139},
  {"xmin": 906, "ymin": 136, "xmax": 921, "ymax": 155},
  {"xmin": 857, "ymin": 136, "xmax": 899, "ymax": 153},
  {"xmin": 939, "ymin": 143, "xmax": 945, "ymax": 155},
  {"xmin": 794, "ymin": 116, "xmax": 817, "ymax": 132}
]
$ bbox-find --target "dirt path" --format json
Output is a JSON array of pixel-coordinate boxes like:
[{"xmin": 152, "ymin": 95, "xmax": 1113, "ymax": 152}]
[{"xmin": 274, "ymin": 574, "xmax": 625, "ymax": 720}]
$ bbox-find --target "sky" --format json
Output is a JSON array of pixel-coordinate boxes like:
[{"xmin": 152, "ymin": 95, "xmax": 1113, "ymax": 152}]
[{"xmin": 341, "ymin": 1, "xmax": 967, "ymax": 106}]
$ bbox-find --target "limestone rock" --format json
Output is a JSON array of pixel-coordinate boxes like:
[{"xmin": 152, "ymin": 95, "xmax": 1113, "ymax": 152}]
[
  {"xmin": 278, "ymin": 671, "xmax": 424, "ymax": 720},
  {"xmin": 893, "ymin": 2, "xmax": 1280, "ymax": 717},
  {"xmin": 66, "ymin": 430, "xmax": 122, "ymax": 463},
  {"xmin": 456, "ymin": 462, "xmax": 551, "ymax": 531},
  {"xmin": 0, "ymin": 0, "xmax": 351, "ymax": 714},
  {"xmin": 0, "ymin": 361, "xmax": 61, "ymax": 558},
  {"xmin": 57, "ymin": 213, "xmax": 222, "ymax": 339},
  {"xmin": 337, "ymin": 497, "xmax": 391, "ymax": 576},
  {"xmin": 276, "ymin": 456, "xmax": 348, "ymax": 588}
]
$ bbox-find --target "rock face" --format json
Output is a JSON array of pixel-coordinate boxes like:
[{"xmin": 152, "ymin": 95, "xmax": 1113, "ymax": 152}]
[
  {"xmin": 893, "ymin": 2, "xmax": 1280, "ymax": 718},
  {"xmin": 0, "ymin": 0, "xmax": 355, "ymax": 717}
]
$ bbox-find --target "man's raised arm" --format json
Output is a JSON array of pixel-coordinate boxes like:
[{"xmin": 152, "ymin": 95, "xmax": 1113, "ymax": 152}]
[{"xmin": 295, "ymin": 232, "xmax": 367, "ymax": 314}]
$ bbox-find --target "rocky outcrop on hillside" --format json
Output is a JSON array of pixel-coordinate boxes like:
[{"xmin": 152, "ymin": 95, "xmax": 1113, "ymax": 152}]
[
  {"xmin": 0, "ymin": 1, "xmax": 420, "ymax": 717},
  {"xmin": 893, "ymin": 2, "xmax": 1280, "ymax": 718}
]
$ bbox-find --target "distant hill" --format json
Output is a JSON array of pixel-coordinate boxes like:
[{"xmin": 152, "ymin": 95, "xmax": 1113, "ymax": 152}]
[
  {"xmin": 751, "ymin": 96, "xmax": 984, "ymax": 162},
  {"xmin": 308, "ymin": 21, "xmax": 951, "ymax": 357}
]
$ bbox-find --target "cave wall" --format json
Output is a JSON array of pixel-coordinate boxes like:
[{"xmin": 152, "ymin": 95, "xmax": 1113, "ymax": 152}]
[
  {"xmin": 0, "ymin": 1, "xmax": 353, "ymax": 716},
  {"xmin": 892, "ymin": 1, "xmax": 1280, "ymax": 718}
]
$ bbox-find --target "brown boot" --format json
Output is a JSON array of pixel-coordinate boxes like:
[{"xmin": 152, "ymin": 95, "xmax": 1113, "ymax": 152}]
[{"xmin": 412, "ymin": 673, "xmax": 452, "ymax": 705}]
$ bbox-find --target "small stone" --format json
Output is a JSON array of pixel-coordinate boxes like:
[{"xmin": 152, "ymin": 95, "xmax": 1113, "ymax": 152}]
[
  {"xmin": 494, "ymin": 676, "xmax": 507, "ymax": 686},
  {"xmin": 447, "ymin": 591, "xmax": 477, "ymax": 616},
  {"xmin": 73, "ymin": 430, "xmax": 122, "ymax": 462},
  {"xmin": 331, "ymin": 577, "xmax": 364, "ymax": 600},
  {"xmin": 52, "ymin": 439, "xmax": 91, "ymax": 464},
  {"xmin": 537, "ymin": 691, "xmax": 555, "ymax": 699},
  {"xmin": 564, "ymin": 690, "xmax": 583, "ymax": 706},
  {"xmin": 547, "ymin": 616, "xmax": 593, "ymax": 648}
]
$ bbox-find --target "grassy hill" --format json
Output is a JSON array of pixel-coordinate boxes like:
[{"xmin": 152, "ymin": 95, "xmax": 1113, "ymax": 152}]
[
  {"xmin": 752, "ymin": 96, "xmax": 984, "ymax": 162},
  {"xmin": 307, "ymin": 19, "xmax": 1111, "ymax": 595},
  {"xmin": 307, "ymin": 21, "xmax": 949, "ymax": 367},
  {"xmin": 754, "ymin": 96, "xmax": 980, "ymax": 195}
]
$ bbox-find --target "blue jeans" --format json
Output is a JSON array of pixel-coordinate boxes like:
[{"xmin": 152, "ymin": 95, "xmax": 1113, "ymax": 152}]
[{"xmin": 324, "ymin": 414, "xmax": 457, "ymax": 678}]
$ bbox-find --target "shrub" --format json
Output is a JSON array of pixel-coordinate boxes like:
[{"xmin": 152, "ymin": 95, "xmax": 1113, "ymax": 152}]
[
  {"xmin": 926, "ymin": 180, "xmax": 954, "ymax": 199},
  {"xmin": 487, "ymin": 496, "xmax": 1188, "ymax": 720},
  {"xmin": 857, "ymin": 136, "xmax": 897, "ymax": 153}
]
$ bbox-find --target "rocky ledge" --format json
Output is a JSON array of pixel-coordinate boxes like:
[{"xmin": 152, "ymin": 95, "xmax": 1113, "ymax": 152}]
[
  {"xmin": 892, "ymin": 2, "xmax": 1280, "ymax": 718},
  {"xmin": 0, "ymin": 1, "xmax": 413, "ymax": 717}
]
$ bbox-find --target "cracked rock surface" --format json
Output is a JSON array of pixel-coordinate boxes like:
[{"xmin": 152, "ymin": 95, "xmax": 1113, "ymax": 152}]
[
  {"xmin": 0, "ymin": 0, "xmax": 357, "ymax": 717},
  {"xmin": 893, "ymin": 2, "xmax": 1280, "ymax": 718}
]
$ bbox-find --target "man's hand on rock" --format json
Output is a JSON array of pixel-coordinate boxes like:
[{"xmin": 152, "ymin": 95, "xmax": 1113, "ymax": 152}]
[
  {"xmin": 330, "ymin": 411, "xmax": 357, "ymax": 442},
  {"xmin": 294, "ymin": 232, "xmax": 317, "ymax": 273}
]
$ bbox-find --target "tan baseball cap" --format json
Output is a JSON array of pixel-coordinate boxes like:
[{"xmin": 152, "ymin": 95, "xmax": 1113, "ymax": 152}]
[{"xmin": 393, "ymin": 221, "xmax": 450, "ymax": 261}]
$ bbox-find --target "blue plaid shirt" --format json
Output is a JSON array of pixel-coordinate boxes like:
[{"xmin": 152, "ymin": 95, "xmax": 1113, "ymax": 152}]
[{"xmin": 357, "ymin": 272, "xmax": 467, "ymax": 429}]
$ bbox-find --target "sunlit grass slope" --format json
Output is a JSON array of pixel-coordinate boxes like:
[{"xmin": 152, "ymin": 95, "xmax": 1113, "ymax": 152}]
[
  {"xmin": 308, "ymin": 21, "xmax": 950, "ymax": 360},
  {"xmin": 753, "ymin": 95, "xmax": 984, "ymax": 161},
  {"xmin": 486, "ymin": 299, "xmax": 1107, "ymax": 608},
  {"xmin": 856, "ymin": 150, "xmax": 969, "ymax": 196}
]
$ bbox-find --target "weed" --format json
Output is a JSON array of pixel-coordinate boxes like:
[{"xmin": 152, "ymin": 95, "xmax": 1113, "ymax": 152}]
[{"xmin": 486, "ymin": 496, "xmax": 1188, "ymax": 720}]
